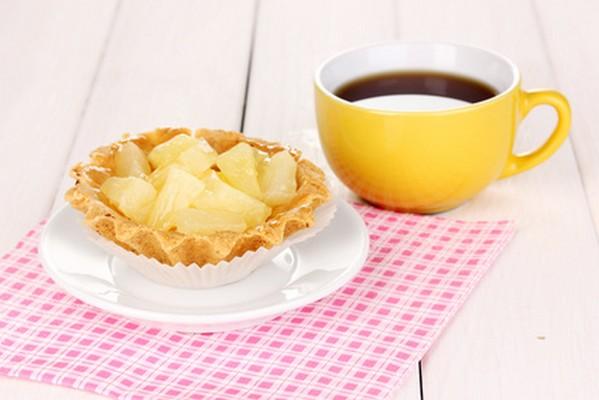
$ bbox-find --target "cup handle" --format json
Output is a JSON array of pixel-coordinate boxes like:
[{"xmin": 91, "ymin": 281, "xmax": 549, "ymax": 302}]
[{"xmin": 500, "ymin": 89, "xmax": 571, "ymax": 178}]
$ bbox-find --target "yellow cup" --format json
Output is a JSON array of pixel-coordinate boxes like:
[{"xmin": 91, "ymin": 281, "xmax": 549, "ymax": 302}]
[{"xmin": 315, "ymin": 42, "xmax": 571, "ymax": 213}]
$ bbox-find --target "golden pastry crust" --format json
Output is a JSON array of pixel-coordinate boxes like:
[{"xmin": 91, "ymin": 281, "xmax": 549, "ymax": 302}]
[{"xmin": 66, "ymin": 128, "xmax": 331, "ymax": 266}]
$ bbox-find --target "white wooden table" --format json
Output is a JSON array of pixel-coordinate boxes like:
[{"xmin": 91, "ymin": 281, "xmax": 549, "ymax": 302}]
[{"xmin": 1, "ymin": 0, "xmax": 598, "ymax": 399}]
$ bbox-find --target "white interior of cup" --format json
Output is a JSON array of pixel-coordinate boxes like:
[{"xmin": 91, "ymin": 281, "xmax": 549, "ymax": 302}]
[{"xmin": 316, "ymin": 42, "xmax": 519, "ymax": 111}]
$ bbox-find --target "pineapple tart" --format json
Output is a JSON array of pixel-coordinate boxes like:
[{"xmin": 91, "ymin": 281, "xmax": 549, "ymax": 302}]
[{"xmin": 66, "ymin": 128, "xmax": 331, "ymax": 266}]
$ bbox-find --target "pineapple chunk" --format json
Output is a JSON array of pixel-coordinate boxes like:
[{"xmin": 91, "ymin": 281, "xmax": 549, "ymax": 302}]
[
  {"xmin": 147, "ymin": 165, "xmax": 175, "ymax": 191},
  {"xmin": 254, "ymin": 148, "xmax": 269, "ymax": 166},
  {"xmin": 114, "ymin": 142, "xmax": 151, "ymax": 178},
  {"xmin": 259, "ymin": 150, "xmax": 298, "ymax": 206},
  {"xmin": 216, "ymin": 142, "xmax": 262, "ymax": 199},
  {"xmin": 176, "ymin": 138, "xmax": 217, "ymax": 176},
  {"xmin": 192, "ymin": 171, "xmax": 271, "ymax": 228},
  {"xmin": 147, "ymin": 134, "xmax": 197, "ymax": 169},
  {"xmin": 164, "ymin": 208, "xmax": 247, "ymax": 235},
  {"xmin": 100, "ymin": 177, "xmax": 156, "ymax": 223},
  {"xmin": 147, "ymin": 167, "xmax": 205, "ymax": 230},
  {"xmin": 149, "ymin": 161, "xmax": 215, "ymax": 192},
  {"xmin": 147, "ymin": 138, "xmax": 216, "ymax": 185},
  {"xmin": 255, "ymin": 149, "xmax": 269, "ymax": 183}
]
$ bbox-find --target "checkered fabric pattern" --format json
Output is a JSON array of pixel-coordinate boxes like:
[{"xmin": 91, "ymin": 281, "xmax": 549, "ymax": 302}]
[{"xmin": 0, "ymin": 203, "xmax": 514, "ymax": 399}]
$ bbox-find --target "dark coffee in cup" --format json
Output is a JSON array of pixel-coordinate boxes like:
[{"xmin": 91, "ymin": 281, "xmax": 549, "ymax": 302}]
[{"xmin": 335, "ymin": 71, "xmax": 497, "ymax": 110}]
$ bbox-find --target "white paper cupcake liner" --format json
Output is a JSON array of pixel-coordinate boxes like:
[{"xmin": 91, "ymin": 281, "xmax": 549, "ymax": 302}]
[{"xmin": 85, "ymin": 199, "xmax": 337, "ymax": 289}]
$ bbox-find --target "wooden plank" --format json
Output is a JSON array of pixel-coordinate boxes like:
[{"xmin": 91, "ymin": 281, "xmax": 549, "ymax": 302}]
[
  {"xmin": 396, "ymin": 0, "xmax": 599, "ymax": 399},
  {"xmin": 0, "ymin": 1, "xmax": 116, "ymax": 398},
  {"xmin": 534, "ymin": 0, "xmax": 599, "ymax": 231},
  {"xmin": 52, "ymin": 0, "xmax": 256, "ymax": 210},
  {"xmin": 242, "ymin": 1, "xmax": 421, "ymax": 398},
  {"xmin": 0, "ymin": 0, "xmax": 116, "ymax": 252},
  {"xmin": 243, "ymin": 0, "xmax": 397, "ymax": 139},
  {"xmin": 0, "ymin": 378, "xmax": 103, "ymax": 400}
]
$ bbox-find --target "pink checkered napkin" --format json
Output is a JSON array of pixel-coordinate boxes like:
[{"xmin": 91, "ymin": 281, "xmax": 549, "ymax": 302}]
[{"xmin": 0, "ymin": 204, "xmax": 514, "ymax": 400}]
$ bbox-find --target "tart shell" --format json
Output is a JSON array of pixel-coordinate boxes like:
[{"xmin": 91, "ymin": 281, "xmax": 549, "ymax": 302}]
[{"xmin": 66, "ymin": 128, "xmax": 331, "ymax": 267}]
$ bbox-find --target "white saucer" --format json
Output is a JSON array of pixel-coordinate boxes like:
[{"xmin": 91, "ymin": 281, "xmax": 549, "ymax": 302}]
[{"xmin": 40, "ymin": 201, "xmax": 369, "ymax": 332}]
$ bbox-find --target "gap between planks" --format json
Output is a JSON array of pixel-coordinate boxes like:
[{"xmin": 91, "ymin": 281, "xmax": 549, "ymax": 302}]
[
  {"xmin": 48, "ymin": 0, "xmax": 123, "ymax": 215},
  {"xmin": 239, "ymin": 0, "xmax": 261, "ymax": 133}
]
